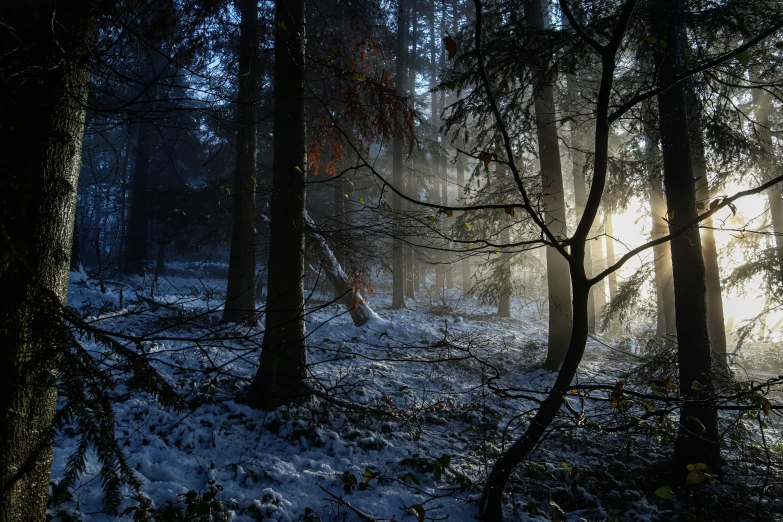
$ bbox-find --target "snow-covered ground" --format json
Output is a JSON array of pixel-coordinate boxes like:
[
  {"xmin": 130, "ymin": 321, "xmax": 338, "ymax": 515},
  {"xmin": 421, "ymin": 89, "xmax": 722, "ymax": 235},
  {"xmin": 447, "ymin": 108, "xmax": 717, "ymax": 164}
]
[{"xmin": 51, "ymin": 267, "xmax": 782, "ymax": 521}]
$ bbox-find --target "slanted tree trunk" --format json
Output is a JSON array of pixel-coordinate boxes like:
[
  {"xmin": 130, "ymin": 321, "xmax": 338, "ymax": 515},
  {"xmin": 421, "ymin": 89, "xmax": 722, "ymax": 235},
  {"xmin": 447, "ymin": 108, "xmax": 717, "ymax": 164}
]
[
  {"xmin": 526, "ymin": 0, "xmax": 572, "ymax": 370},
  {"xmin": 224, "ymin": 0, "xmax": 260, "ymax": 324},
  {"xmin": 248, "ymin": 0, "xmax": 308, "ymax": 410},
  {"xmin": 305, "ymin": 216, "xmax": 377, "ymax": 326},
  {"xmin": 391, "ymin": 0, "xmax": 408, "ymax": 309},
  {"xmin": 0, "ymin": 1, "xmax": 93, "ymax": 519},
  {"xmin": 652, "ymin": 0, "xmax": 720, "ymax": 480}
]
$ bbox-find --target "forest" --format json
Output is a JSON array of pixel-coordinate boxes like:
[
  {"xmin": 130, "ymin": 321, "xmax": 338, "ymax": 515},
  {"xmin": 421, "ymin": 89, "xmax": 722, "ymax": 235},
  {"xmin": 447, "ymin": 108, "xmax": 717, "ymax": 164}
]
[{"xmin": 2, "ymin": 0, "xmax": 783, "ymax": 520}]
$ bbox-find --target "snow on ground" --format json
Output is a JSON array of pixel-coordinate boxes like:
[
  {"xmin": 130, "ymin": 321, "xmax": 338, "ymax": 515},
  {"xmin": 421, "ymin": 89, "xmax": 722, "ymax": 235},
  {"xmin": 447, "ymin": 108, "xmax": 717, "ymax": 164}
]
[{"xmin": 51, "ymin": 266, "xmax": 781, "ymax": 521}]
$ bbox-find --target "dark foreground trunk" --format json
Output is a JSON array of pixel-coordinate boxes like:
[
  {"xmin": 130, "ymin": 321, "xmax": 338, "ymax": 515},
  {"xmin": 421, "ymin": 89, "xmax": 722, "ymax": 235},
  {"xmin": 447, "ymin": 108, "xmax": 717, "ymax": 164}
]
[
  {"xmin": 478, "ymin": 264, "xmax": 590, "ymax": 521},
  {"xmin": 652, "ymin": 0, "xmax": 720, "ymax": 479},
  {"xmin": 247, "ymin": 0, "xmax": 309, "ymax": 410},
  {"xmin": 0, "ymin": 1, "xmax": 92, "ymax": 519},
  {"xmin": 223, "ymin": 0, "xmax": 260, "ymax": 324}
]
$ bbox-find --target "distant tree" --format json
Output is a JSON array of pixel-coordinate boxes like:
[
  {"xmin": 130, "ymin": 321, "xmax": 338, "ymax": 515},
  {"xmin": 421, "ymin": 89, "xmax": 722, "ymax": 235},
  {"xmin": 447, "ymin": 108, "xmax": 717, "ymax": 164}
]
[
  {"xmin": 223, "ymin": 0, "xmax": 261, "ymax": 324},
  {"xmin": 248, "ymin": 0, "xmax": 309, "ymax": 410}
]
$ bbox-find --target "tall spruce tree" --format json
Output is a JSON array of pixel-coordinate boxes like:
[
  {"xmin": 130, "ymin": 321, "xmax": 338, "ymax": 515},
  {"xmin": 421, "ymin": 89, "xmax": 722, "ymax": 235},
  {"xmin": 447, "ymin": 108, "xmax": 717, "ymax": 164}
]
[{"xmin": 248, "ymin": 0, "xmax": 309, "ymax": 410}]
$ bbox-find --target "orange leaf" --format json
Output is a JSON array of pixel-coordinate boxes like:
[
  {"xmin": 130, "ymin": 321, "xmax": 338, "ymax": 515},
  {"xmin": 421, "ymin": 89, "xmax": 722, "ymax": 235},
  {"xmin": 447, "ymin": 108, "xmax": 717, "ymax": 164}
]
[
  {"xmin": 479, "ymin": 151, "xmax": 493, "ymax": 166},
  {"xmin": 504, "ymin": 207, "xmax": 515, "ymax": 217},
  {"xmin": 666, "ymin": 209, "xmax": 675, "ymax": 220}
]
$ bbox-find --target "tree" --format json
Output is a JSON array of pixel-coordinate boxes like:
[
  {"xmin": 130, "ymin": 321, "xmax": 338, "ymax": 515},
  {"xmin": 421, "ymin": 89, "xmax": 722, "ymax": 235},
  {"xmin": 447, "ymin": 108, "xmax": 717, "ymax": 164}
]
[
  {"xmin": 0, "ymin": 0, "xmax": 94, "ymax": 518},
  {"xmin": 223, "ymin": 0, "xmax": 261, "ymax": 324},
  {"xmin": 392, "ymin": 0, "xmax": 408, "ymax": 310},
  {"xmin": 247, "ymin": 0, "xmax": 309, "ymax": 410},
  {"xmin": 526, "ymin": 0, "xmax": 572, "ymax": 370},
  {"xmin": 650, "ymin": 0, "xmax": 720, "ymax": 479}
]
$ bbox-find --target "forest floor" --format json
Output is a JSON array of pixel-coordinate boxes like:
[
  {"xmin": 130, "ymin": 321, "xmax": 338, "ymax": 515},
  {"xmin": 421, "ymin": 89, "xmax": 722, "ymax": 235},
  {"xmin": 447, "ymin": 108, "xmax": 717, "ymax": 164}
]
[{"xmin": 52, "ymin": 264, "xmax": 783, "ymax": 521}]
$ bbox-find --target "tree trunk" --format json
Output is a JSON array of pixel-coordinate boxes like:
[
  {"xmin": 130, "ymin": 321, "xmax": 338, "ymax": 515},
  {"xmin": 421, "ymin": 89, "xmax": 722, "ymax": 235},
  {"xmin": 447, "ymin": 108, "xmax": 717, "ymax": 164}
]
[
  {"xmin": 751, "ymin": 73, "xmax": 783, "ymax": 284},
  {"xmin": 566, "ymin": 73, "xmax": 596, "ymax": 332},
  {"xmin": 592, "ymin": 213, "xmax": 607, "ymax": 320},
  {"xmin": 404, "ymin": 2, "xmax": 417, "ymax": 302},
  {"xmin": 456, "ymin": 136, "xmax": 472, "ymax": 294},
  {"xmin": 652, "ymin": 0, "xmax": 720, "ymax": 479},
  {"xmin": 71, "ymin": 218, "xmax": 82, "ymax": 271},
  {"xmin": 305, "ymin": 216, "xmax": 376, "ymax": 327},
  {"xmin": 605, "ymin": 211, "xmax": 618, "ymax": 302},
  {"xmin": 526, "ymin": 0, "xmax": 572, "ymax": 370},
  {"xmin": 0, "ymin": 1, "xmax": 92, "ymax": 519},
  {"xmin": 479, "ymin": 264, "xmax": 591, "ymax": 520},
  {"xmin": 124, "ymin": 119, "xmax": 152, "ymax": 276},
  {"xmin": 649, "ymin": 167, "xmax": 676, "ymax": 340},
  {"xmin": 224, "ymin": 0, "xmax": 260, "ymax": 324},
  {"xmin": 391, "ymin": 0, "xmax": 408, "ymax": 309},
  {"xmin": 247, "ymin": 0, "xmax": 308, "ymax": 410},
  {"xmin": 497, "ymin": 227, "xmax": 512, "ymax": 317},
  {"xmin": 685, "ymin": 82, "xmax": 727, "ymax": 369}
]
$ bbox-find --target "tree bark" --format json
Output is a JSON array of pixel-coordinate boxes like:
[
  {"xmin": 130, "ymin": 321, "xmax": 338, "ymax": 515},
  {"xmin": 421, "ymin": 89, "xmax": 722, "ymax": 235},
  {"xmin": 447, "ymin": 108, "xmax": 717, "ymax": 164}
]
[
  {"xmin": 497, "ymin": 227, "xmax": 512, "ymax": 317},
  {"xmin": 685, "ymin": 82, "xmax": 727, "ymax": 368},
  {"xmin": 526, "ymin": 0, "xmax": 572, "ymax": 370},
  {"xmin": 305, "ymin": 216, "xmax": 376, "ymax": 327},
  {"xmin": 392, "ymin": 0, "xmax": 408, "ymax": 309},
  {"xmin": 456, "ymin": 136, "xmax": 472, "ymax": 294},
  {"xmin": 124, "ymin": 119, "xmax": 152, "ymax": 276},
  {"xmin": 605, "ymin": 211, "xmax": 618, "ymax": 302},
  {"xmin": 565, "ymin": 73, "xmax": 596, "ymax": 332},
  {"xmin": 649, "ymin": 166, "xmax": 676, "ymax": 340},
  {"xmin": 0, "ymin": 1, "xmax": 92, "ymax": 519},
  {"xmin": 223, "ymin": 0, "xmax": 260, "ymax": 324},
  {"xmin": 248, "ymin": 0, "xmax": 309, "ymax": 410},
  {"xmin": 751, "ymin": 72, "xmax": 783, "ymax": 284},
  {"xmin": 652, "ymin": 0, "xmax": 720, "ymax": 479},
  {"xmin": 592, "ymin": 212, "xmax": 608, "ymax": 319}
]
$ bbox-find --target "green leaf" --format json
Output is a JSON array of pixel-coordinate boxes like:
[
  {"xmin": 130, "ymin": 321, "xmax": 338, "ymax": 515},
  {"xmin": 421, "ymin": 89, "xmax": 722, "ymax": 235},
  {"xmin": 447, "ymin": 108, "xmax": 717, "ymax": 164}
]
[
  {"xmin": 276, "ymin": 20, "xmax": 287, "ymax": 30},
  {"xmin": 686, "ymin": 415, "xmax": 706, "ymax": 433},
  {"xmin": 690, "ymin": 380, "xmax": 708, "ymax": 391},
  {"xmin": 737, "ymin": 50, "xmax": 750, "ymax": 66},
  {"xmin": 362, "ymin": 467, "xmax": 377, "ymax": 484},
  {"xmin": 353, "ymin": 72, "xmax": 367, "ymax": 82},
  {"xmin": 644, "ymin": 35, "xmax": 658, "ymax": 44},
  {"xmin": 426, "ymin": 215, "xmax": 438, "ymax": 223},
  {"xmin": 655, "ymin": 486, "xmax": 676, "ymax": 499},
  {"xmin": 464, "ymin": 222, "xmax": 472, "ymax": 230}
]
